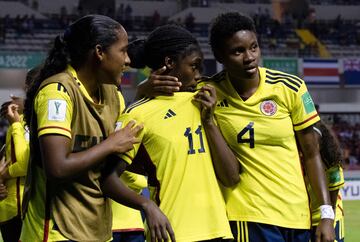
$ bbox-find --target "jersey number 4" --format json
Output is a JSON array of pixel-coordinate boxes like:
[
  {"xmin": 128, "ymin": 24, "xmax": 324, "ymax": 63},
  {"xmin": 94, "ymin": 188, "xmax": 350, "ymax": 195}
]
[
  {"xmin": 184, "ymin": 125, "xmax": 205, "ymax": 154},
  {"xmin": 237, "ymin": 122, "xmax": 255, "ymax": 148}
]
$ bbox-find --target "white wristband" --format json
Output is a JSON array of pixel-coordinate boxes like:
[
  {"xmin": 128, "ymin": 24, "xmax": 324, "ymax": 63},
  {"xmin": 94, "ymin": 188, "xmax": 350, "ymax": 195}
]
[{"xmin": 320, "ymin": 205, "xmax": 335, "ymax": 220}]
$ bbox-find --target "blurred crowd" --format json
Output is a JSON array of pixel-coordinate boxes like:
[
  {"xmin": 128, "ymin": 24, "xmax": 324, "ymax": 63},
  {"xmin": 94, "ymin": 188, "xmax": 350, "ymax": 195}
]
[{"xmin": 332, "ymin": 120, "xmax": 360, "ymax": 170}]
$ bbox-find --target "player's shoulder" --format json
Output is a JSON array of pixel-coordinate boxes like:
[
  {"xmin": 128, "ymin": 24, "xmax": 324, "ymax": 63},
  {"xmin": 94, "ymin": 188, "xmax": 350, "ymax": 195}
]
[
  {"xmin": 263, "ymin": 67, "xmax": 304, "ymax": 93},
  {"xmin": 123, "ymin": 97, "xmax": 154, "ymax": 114},
  {"xmin": 198, "ymin": 70, "xmax": 227, "ymax": 85}
]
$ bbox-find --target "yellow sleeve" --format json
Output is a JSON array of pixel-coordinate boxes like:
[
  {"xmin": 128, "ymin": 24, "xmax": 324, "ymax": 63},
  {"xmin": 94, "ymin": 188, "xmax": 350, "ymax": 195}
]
[
  {"xmin": 291, "ymin": 81, "xmax": 320, "ymax": 131},
  {"xmin": 35, "ymin": 83, "xmax": 73, "ymax": 138},
  {"xmin": 121, "ymin": 171, "xmax": 148, "ymax": 193},
  {"xmin": 8, "ymin": 119, "xmax": 30, "ymax": 177}
]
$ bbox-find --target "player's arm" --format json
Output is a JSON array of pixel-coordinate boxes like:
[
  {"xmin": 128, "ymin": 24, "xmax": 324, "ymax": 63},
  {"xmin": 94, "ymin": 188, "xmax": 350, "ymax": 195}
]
[
  {"xmin": 40, "ymin": 120, "xmax": 142, "ymax": 182},
  {"xmin": 296, "ymin": 125, "xmax": 335, "ymax": 242},
  {"xmin": 135, "ymin": 66, "xmax": 181, "ymax": 100},
  {"xmin": 101, "ymin": 156, "xmax": 175, "ymax": 242},
  {"xmin": 194, "ymin": 84, "xmax": 240, "ymax": 187}
]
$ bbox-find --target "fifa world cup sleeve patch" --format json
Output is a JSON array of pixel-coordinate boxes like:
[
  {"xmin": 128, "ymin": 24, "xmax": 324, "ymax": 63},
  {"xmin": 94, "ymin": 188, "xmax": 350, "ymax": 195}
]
[
  {"xmin": 48, "ymin": 99, "xmax": 67, "ymax": 121},
  {"xmin": 327, "ymin": 166, "xmax": 343, "ymax": 184},
  {"xmin": 301, "ymin": 91, "xmax": 316, "ymax": 114}
]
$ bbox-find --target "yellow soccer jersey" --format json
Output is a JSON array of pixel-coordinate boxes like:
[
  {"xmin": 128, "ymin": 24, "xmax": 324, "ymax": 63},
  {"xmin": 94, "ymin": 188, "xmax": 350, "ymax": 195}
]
[
  {"xmin": 20, "ymin": 69, "xmax": 125, "ymax": 242},
  {"xmin": 112, "ymin": 171, "xmax": 147, "ymax": 232},
  {"xmin": 202, "ymin": 67, "xmax": 320, "ymax": 229},
  {"xmin": 309, "ymin": 165, "xmax": 345, "ymax": 226},
  {"xmin": 0, "ymin": 116, "xmax": 29, "ymax": 222},
  {"xmin": 119, "ymin": 92, "xmax": 232, "ymax": 242}
]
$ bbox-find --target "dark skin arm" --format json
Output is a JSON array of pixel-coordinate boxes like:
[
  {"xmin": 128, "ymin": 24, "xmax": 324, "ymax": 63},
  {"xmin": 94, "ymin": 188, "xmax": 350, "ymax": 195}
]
[
  {"xmin": 296, "ymin": 125, "xmax": 335, "ymax": 242},
  {"xmin": 330, "ymin": 189, "xmax": 339, "ymax": 211},
  {"xmin": 40, "ymin": 120, "xmax": 143, "ymax": 181},
  {"xmin": 0, "ymin": 158, "xmax": 9, "ymax": 200},
  {"xmin": 0, "ymin": 183, "xmax": 7, "ymax": 201},
  {"xmin": 194, "ymin": 84, "xmax": 240, "ymax": 187},
  {"xmin": 101, "ymin": 160, "xmax": 175, "ymax": 242},
  {"xmin": 135, "ymin": 66, "xmax": 182, "ymax": 100}
]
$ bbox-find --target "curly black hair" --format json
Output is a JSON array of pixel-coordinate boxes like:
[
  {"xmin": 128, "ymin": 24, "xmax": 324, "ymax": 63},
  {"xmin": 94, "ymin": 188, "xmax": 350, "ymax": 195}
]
[{"xmin": 209, "ymin": 12, "xmax": 256, "ymax": 55}]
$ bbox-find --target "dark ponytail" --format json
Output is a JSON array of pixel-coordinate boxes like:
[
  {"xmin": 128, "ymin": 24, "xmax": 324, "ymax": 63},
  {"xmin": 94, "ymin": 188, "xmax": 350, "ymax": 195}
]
[{"xmin": 24, "ymin": 35, "xmax": 69, "ymax": 125}]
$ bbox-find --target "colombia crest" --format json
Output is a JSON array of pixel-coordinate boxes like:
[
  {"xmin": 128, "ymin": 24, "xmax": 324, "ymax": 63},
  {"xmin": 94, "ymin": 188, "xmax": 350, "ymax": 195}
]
[{"xmin": 260, "ymin": 100, "xmax": 277, "ymax": 116}]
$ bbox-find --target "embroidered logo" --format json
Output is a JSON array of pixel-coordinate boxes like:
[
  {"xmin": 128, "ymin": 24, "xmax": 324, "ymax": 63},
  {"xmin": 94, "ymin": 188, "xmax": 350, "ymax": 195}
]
[
  {"xmin": 164, "ymin": 109, "xmax": 176, "ymax": 119},
  {"xmin": 217, "ymin": 99, "xmax": 229, "ymax": 107},
  {"xmin": 48, "ymin": 99, "xmax": 66, "ymax": 121},
  {"xmin": 260, "ymin": 100, "xmax": 277, "ymax": 116}
]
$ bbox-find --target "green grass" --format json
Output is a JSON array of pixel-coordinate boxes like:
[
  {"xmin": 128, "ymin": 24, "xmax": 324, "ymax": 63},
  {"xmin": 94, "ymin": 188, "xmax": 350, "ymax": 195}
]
[
  {"xmin": 344, "ymin": 200, "xmax": 360, "ymax": 241},
  {"xmin": 0, "ymin": 200, "xmax": 359, "ymax": 242}
]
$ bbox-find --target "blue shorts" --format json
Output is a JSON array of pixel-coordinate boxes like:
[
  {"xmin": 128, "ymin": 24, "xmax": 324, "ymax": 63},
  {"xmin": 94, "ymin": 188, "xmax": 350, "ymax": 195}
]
[
  {"xmin": 229, "ymin": 221, "xmax": 310, "ymax": 242},
  {"xmin": 112, "ymin": 231, "xmax": 145, "ymax": 242}
]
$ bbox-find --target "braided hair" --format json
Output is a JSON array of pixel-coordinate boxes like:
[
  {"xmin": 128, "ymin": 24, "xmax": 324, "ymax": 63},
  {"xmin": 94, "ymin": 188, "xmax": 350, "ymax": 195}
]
[
  {"xmin": 314, "ymin": 121, "xmax": 343, "ymax": 168},
  {"xmin": 128, "ymin": 24, "xmax": 201, "ymax": 70},
  {"xmin": 24, "ymin": 14, "xmax": 123, "ymax": 125}
]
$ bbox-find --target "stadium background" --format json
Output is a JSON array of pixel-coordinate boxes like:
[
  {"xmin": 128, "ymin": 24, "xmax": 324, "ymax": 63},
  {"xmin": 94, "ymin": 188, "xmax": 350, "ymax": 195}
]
[{"xmin": 0, "ymin": 0, "xmax": 359, "ymax": 241}]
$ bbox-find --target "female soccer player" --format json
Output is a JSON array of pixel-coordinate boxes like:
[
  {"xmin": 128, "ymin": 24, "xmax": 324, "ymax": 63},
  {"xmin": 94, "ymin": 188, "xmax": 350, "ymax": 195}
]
[
  {"xmin": 0, "ymin": 67, "xmax": 38, "ymax": 242},
  {"xmin": 202, "ymin": 12, "xmax": 335, "ymax": 242},
  {"xmin": 118, "ymin": 24, "xmax": 240, "ymax": 241},
  {"xmin": 308, "ymin": 120, "xmax": 345, "ymax": 242},
  {"xmin": 0, "ymin": 102, "xmax": 29, "ymax": 242},
  {"xmin": 20, "ymin": 15, "xmax": 173, "ymax": 242}
]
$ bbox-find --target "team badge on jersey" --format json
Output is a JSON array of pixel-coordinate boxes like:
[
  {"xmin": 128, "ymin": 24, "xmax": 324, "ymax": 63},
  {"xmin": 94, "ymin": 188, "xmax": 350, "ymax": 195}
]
[{"xmin": 260, "ymin": 100, "xmax": 277, "ymax": 116}]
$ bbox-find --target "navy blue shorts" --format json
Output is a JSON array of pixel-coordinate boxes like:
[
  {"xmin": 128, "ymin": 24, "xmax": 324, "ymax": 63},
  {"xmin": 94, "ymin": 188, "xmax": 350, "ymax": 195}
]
[
  {"xmin": 229, "ymin": 221, "xmax": 310, "ymax": 242},
  {"xmin": 112, "ymin": 231, "xmax": 145, "ymax": 242}
]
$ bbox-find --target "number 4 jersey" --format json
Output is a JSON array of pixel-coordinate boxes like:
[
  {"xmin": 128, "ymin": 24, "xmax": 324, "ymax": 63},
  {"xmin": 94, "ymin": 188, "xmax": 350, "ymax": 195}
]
[
  {"xmin": 118, "ymin": 92, "xmax": 232, "ymax": 242},
  {"xmin": 201, "ymin": 67, "xmax": 320, "ymax": 229}
]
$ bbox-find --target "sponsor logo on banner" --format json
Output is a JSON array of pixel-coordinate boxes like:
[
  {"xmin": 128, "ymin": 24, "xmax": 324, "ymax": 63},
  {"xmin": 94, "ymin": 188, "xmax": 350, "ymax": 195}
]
[
  {"xmin": 263, "ymin": 58, "xmax": 298, "ymax": 75},
  {"xmin": 341, "ymin": 180, "xmax": 360, "ymax": 200}
]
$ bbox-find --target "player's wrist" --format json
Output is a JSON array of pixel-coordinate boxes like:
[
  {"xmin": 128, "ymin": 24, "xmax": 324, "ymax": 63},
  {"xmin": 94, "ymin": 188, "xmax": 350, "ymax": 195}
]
[{"xmin": 320, "ymin": 204, "xmax": 335, "ymax": 220}]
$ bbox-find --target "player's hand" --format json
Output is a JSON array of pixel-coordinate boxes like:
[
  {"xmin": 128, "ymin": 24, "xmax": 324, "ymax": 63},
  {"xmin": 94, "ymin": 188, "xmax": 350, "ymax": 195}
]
[
  {"xmin": 0, "ymin": 158, "xmax": 10, "ymax": 180},
  {"xmin": 143, "ymin": 199, "xmax": 176, "ymax": 242},
  {"xmin": 10, "ymin": 95, "xmax": 24, "ymax": 113},
  {"xmin": 316, "ymin": 218, "xmax": 335, "ymax": 242},
  {"xmin": 106, "ymin": 120, "xmax": 144, "ymax": 154},
  {"xmin": 193, "ymin": 84, "xmax": 217, "ymax": 125},
  {"xmin": 136, "ymin": 66, "xmax": 181, "ymax": 98},
  {"xmin": 6, "ymin": 103, "xmax": 21, "ymax": 124}
]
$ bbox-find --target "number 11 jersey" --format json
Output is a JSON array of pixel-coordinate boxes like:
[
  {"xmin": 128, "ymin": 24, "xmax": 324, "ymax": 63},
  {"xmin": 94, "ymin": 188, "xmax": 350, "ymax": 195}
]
[{"xmin": 118, "ymin": 92, "xmax": 232, "ymax": 242}]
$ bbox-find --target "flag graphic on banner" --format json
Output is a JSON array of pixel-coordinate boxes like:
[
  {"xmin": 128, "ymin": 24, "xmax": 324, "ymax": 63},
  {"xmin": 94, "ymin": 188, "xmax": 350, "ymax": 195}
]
[
  {"xmin": 302, "ymin": 59, "xmax": 339, "ymax": 85},
  {"xmin": 343, "ymin": 58, "xmax": 360, "ymax": 86}
]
